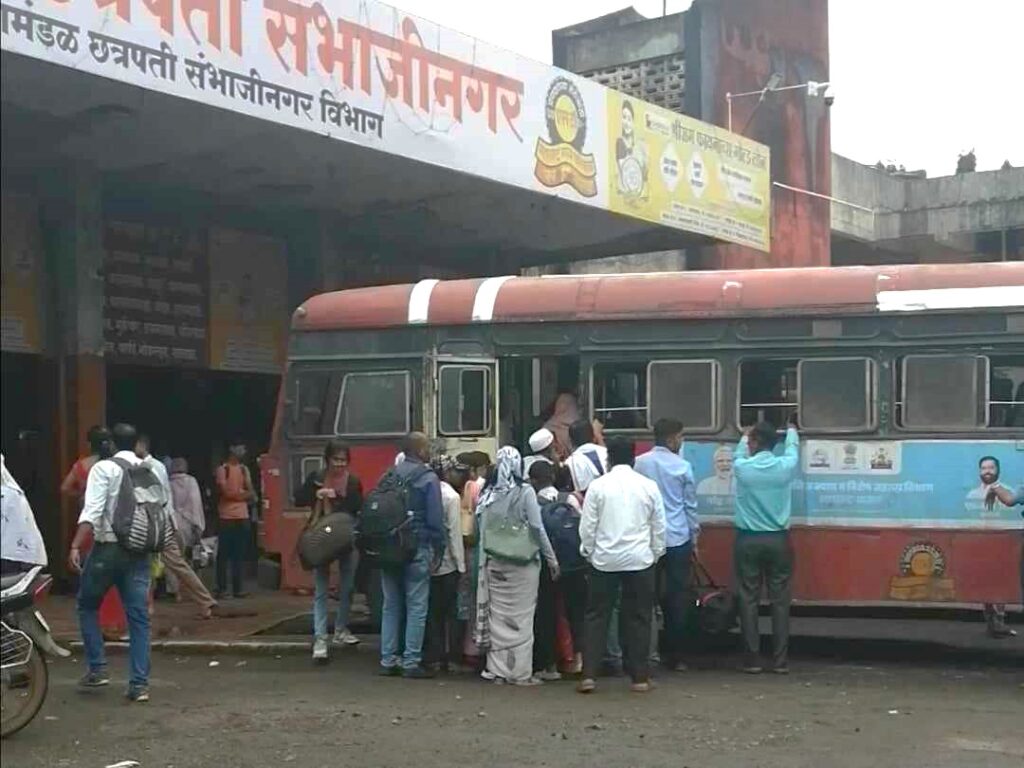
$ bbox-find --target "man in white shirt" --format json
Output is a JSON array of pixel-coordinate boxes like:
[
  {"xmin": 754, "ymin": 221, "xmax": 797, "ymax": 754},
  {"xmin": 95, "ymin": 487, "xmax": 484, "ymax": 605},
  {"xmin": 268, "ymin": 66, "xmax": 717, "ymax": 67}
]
[
  {"xmin": 68, "ymin": 423, "xmax": 163, "ymax": 703},
  {"xmin": 578, "ymin": 437, "xmax": 666, "ymax": 694},
  {"xmin": 424, "ymin": 455, "xmax": 468, "ymax": 672},
  {"xmin": 565, "ymin": 419, "xmax": 608, "ymax": 494}
]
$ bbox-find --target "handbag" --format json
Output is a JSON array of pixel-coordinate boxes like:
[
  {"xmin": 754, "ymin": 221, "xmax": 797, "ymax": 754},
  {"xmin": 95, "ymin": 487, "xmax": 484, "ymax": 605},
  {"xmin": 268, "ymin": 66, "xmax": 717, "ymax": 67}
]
[
  {"xmin": 297, "ymin": 498, "xmax": 354, "ymax": 570},
  {"xmin": 482, "ymin": 488, "xmax": 540, "ymax": 565}
]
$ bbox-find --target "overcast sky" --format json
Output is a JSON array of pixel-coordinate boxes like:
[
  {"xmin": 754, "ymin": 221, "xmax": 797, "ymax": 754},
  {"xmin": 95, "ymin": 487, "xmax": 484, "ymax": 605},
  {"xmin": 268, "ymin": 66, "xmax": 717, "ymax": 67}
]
[{"xmin": 394, "ymin": 0, "xmax": 1024, "ymax": 177}]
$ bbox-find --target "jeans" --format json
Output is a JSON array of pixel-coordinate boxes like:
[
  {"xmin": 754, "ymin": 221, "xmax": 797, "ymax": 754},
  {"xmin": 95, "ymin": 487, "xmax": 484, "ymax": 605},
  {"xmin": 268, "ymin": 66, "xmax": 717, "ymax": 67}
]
[
  {"xmin": 584, "ymin": 566, "xmax": 656, "ymax": 683},
  {"xmin": 216, "ymin": 519, "xmax": 250, "ymax": 596},
  {"xmin": 313, "ymin": 549, "xmax": 358, "ymax": 639},
  {"xmin": 660, "ymin": 542, "xmax": 693, "ymax": 664},
  {"xmin": 735, "ymin": 530, "xmax": 793, "ymax": 669},
  {"xmin": 380, "ymin": 545, "xmax": 432, "ymax": 670},
  {"xmin": 77, "ymin": 543, "xmax": 151, "ymax": 688}
]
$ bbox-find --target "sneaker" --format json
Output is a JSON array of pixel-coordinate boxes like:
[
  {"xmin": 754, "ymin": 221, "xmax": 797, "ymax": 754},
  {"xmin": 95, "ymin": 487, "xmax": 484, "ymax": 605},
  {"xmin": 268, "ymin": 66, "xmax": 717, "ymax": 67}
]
[
  {"xmin": 378, "ymin": 665, "xmax": 402, "ymax": 677},
  {"xmin": 577, "ymin": 678, "xmax": 596, "ymax": 694},
  {"xmin": 332, "ymin": 629, "xmax": 361, "ymax": 646},
  {"xmin": 630, "ymin": 681, "xmax": 653, "ymax": 693},
  {"xmin": 78, "ymin": 670, "xmax": 111, "ymax": 689},
  {"xmin": 666, "ymin": 660, "xmax": 689, "ymax": 672},
  {"xmin": 771, "ymin": 665, "xmax": 790, "ymax": 675},
  {"xmin": 537, "ymin": 668, "xmax": 562, "ymax": 682},
  {"xmin": 127, "ymin": 686, "xmax": 150, "ymax": 703},
  {"xmin": 741, "ymin": 664, "xmax": 764, "ymax": 675},
  {"xmin": 402, "ymin": 665, "xmax": 436, "ymax": 679},
  {"xmin": 312, "ymin": 636, "xmax": 329, "ymax": 662}
]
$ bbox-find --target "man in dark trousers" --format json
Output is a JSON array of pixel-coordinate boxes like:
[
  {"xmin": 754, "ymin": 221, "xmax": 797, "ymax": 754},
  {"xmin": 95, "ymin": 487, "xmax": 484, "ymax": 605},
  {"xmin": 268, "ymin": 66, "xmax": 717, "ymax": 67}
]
[
  {"xmin": 733, "ymin": 418, "xmax": 800, "ymax": 674},
  {"xmin": 635, "ymin": 417, "xmax": 699, "ymax": 671},
  {"xmin": 578, "ymin": 437, "xmax": 666, "ymax": 694}
]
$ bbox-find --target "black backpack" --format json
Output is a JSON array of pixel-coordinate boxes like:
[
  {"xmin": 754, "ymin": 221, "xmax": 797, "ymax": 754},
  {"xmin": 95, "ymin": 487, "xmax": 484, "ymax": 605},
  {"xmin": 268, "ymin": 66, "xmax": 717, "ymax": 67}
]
[
  {"xmin": 541, "ymin": 493, "xmax": 585, "ymax": 572},
  {"xmin": 357, "ymin": 466, "xmax": 429, "ymax": 567},
  {"xmin": 110, "ymin": 458, "xmax": 172, "ymax": 554}
]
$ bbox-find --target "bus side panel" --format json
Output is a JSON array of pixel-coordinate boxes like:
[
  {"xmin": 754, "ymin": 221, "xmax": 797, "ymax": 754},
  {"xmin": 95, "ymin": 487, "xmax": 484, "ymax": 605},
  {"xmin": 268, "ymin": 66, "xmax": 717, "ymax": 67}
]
[
  {"xmin": 698, "ymin": 527, "xmax": 1022, "ymax": 604},
  {"xmin": 278, "ymin": 443, "xmax": 399, "ymax": 592}
]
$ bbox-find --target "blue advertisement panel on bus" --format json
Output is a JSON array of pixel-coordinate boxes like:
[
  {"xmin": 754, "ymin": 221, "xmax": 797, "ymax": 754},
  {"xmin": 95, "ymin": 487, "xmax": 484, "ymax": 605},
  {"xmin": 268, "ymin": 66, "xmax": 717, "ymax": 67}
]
[{"xmin": 684, "ymin": 439, "xmax": 1024, "ymax": 529}]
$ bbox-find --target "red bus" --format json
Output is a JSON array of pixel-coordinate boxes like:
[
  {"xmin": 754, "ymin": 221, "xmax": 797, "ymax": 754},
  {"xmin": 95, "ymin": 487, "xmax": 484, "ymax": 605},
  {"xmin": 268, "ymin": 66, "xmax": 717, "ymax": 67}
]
[{"xmin": 262, "ymin": 262, "xmax": 1024, "ymax": 609}]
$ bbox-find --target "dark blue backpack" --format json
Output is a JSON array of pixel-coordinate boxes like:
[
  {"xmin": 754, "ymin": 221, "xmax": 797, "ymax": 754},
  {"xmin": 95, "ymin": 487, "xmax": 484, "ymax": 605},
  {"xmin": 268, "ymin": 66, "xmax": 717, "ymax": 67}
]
[{"xmin": 541, "ymin": 494, "xmax": 585, "ymax": 572}]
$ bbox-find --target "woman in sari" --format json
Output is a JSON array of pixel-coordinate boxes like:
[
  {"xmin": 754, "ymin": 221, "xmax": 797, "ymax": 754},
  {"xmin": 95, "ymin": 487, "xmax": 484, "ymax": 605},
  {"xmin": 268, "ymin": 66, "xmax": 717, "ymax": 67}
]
[{"xmin": 474, "ymin": 447, "xmax": 560, "ymax": 685}]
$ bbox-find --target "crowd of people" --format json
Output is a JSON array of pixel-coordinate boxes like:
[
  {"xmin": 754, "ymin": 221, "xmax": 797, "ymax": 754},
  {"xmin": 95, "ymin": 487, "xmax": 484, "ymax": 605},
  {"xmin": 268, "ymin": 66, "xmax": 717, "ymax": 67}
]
[
  {"xmin": 291, "ymin": 414, "xmax": 806, "ymax": 693},
  {"xmin": 7, "ymin": 406, "xmax": 1016, "ymax": 704}
]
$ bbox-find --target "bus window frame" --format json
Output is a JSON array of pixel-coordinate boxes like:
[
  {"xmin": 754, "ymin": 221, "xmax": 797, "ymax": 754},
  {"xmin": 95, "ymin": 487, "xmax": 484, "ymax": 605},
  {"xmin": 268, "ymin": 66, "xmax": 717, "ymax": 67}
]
[
  {"xmin": 735, "ymin": 356, "xmax": 799, "ymax": 430},
  {"xmin": 646, "ymin": 359, "xmax": 721, "ymax": 433},
  {"xmin": 437, "ymin": 363, "xmax": 493, "ymax": 437},
  {"xmin": 587, "ymin": 357, "xmax": 722, "ymax": 435},
  {"xmin": 895, "ymin": 353, "xmax": 990, "ymax": 432},
  {"xmin": 334, "ymin": 369, "xmax": 412, "ymax": 438},
  {"xmin": 796, "ymin": 356, "xmax": 878, "ymax": 433},
  {"xmin": 288, "ymin": 368, "xmax": 343, "ymax": 439},
  {"xmin": 735, "ymin": 355, "xmax": 879, "ymax": 434}
]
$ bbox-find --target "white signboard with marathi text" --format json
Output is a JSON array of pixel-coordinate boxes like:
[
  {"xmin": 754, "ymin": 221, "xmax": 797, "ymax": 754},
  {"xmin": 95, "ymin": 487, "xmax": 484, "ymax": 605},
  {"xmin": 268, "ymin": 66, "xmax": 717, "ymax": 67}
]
[{"xmin": 0, "ymin": 0, "xmax": 770, "ymax": 250}]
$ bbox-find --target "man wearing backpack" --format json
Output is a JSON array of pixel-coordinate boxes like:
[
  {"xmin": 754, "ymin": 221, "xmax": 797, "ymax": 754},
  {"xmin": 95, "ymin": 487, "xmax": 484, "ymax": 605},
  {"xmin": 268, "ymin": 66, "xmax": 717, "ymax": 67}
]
[
  {"xmin": 68, "ymin": 423, "xmax": 168, "ymax": 703},
  {"xmin": 530, "ymin": 461, "xmax": 586, "ymax": 678},
  {"xmin": 374, "ymin": 432, "xmax": 445, "ymax": 679}
]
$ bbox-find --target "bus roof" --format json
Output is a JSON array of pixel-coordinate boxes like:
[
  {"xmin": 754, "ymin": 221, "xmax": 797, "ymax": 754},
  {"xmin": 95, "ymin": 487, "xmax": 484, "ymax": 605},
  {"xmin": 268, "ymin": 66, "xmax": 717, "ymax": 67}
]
[{"xmin": 293, "ymin": 262, "xmax": 1024, "ymax": 331}]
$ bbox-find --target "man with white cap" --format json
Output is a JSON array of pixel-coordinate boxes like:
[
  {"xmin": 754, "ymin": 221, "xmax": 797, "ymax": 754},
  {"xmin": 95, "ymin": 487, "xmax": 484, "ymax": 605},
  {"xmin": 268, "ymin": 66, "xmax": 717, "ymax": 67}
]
[{"xmin": 523, "ymin": 428, "xmax": 558, "ymax": 477}]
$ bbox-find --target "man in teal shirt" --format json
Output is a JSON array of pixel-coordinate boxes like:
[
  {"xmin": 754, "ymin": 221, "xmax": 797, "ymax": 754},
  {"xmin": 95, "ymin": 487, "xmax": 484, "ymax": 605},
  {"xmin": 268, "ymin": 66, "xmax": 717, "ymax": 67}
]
[{"xmin": 733, "ymin": 418, "xmax": 800, "ymax": 674}]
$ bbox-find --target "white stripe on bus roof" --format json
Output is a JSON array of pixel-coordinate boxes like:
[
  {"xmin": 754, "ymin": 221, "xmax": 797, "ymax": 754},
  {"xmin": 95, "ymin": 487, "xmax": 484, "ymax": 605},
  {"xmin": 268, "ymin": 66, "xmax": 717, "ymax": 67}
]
[
  {"xmin": 472, "ymin": 276, "xmax": 515, "ymax": 322},
  {"xmin": 407, "ymin": 279, "xmax": 439, "ymax": 324},
  {"xmin": 877, "ymin": 286, "xmax": 1024, "ymax": 312}
]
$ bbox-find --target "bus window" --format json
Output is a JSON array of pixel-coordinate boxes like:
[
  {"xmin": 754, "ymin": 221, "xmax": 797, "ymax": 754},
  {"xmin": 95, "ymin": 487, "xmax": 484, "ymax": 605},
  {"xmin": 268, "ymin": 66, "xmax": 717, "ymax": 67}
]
[
  {"xmin": 798, "ymin": 358, "xmax": 875, "ymax": 431},
  {"xmin": 649, "ymin": 360, "xmax": 719, "ymax": 431},
  {"xmin": 897, "ymin": 354, "xmax": 986, "ymax": 429},
  {"xmin": 290, "ymin": 370, "xmax": 341, "ymax": 436},
  {"xmin": 739, "ymin": 359, "xmax": 798, "ymax": 427},
  {"xmin": 438, "ymin": 365, "xmax": 491, "ymax": 436},
  {"xmin": 592, "ymin": 361, "xmax": 647, "ymax": 430},
  {"xmin": 335, "ymin": 371, "xmax": 411, "ymax": 436},
  {"xmin": 290, "ymin": 454, "xmax": 325, "ymax": 503},
  {"xmin": 988, "ymin": 355, "xmax": 1024, "ymax": 427}
]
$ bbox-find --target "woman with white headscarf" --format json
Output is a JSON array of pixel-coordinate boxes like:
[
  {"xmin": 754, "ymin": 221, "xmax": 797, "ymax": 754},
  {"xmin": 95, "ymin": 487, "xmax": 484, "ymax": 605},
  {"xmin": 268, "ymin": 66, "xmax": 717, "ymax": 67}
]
[{"xmin": 474, "ymin": 446, "xmax": 559, "ymax": 685}]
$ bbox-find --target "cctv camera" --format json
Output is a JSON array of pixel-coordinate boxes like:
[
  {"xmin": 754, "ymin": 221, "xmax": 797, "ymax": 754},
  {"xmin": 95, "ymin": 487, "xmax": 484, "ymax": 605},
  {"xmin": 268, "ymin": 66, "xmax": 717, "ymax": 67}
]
[{"xmin": 825, "ymin": 95, "xmax": 834, "ymax": 107}]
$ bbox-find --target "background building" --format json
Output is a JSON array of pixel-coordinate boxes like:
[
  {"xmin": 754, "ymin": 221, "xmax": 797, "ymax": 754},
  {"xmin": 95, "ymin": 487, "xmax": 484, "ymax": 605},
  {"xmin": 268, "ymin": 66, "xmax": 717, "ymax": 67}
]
[{"xmin": 549, "ymin": 2, "xmax": 1022, "ymax": 273}]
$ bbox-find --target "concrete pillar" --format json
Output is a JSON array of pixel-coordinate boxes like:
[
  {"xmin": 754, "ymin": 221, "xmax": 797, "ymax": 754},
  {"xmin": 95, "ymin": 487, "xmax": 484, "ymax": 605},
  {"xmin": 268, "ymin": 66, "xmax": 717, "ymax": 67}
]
[{"xmin": 41, "ymin": 164, "xmax": 106, "ymax": 574}]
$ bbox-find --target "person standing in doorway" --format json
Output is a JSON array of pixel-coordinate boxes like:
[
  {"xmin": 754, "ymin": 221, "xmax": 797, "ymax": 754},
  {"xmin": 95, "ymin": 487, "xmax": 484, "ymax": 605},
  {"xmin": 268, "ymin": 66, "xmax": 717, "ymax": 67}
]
[
  {"xmin": 296, "ymin": 442, "xmax": 364, "ymax": 662},
  {"xmin": 68, "ymin": 423, "xmax": 160, "ymax": 702},
  {"xmin": 135, "ymin": 439, "xmax": 219, "ymax": 620},
  {"xmin": 578, "ymin": 438, "xmax": 666, "ymax": 694},
  {"xmin": 214, "ymin": 440, "xmax": 255, "ymax": 599},
  {"xmin": 379, "ymin": 433, "xmax": 445, "ymax": 678},
  {"xmin": 733, "ymin": 418, "xmax": 800, "ymax": 675},
  {"xmin": 635, "ymin": 418, "xmax": 699, "ymax": 672}
]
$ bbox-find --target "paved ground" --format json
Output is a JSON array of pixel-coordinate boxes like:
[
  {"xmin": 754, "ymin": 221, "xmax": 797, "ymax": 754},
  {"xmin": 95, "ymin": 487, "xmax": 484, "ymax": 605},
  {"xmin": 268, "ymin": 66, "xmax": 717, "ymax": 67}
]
[{"xmin": 5, "ymin": 634, "xmax": 1022, "ymax": 768}]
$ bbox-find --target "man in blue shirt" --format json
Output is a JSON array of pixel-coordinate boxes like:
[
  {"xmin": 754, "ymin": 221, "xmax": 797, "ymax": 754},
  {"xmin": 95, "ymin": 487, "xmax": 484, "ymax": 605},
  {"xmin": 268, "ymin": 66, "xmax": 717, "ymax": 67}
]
[
  {"xmin": 380, "ymin": 432, "xmax": 445, "ymax": 679},
  {"xmin": 635, "ymin": 417, "xmax": 698, "ymax": 671},
  {"xmin": 733, "ymin": 418, "xmax": 800, "ymax": 674}
]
